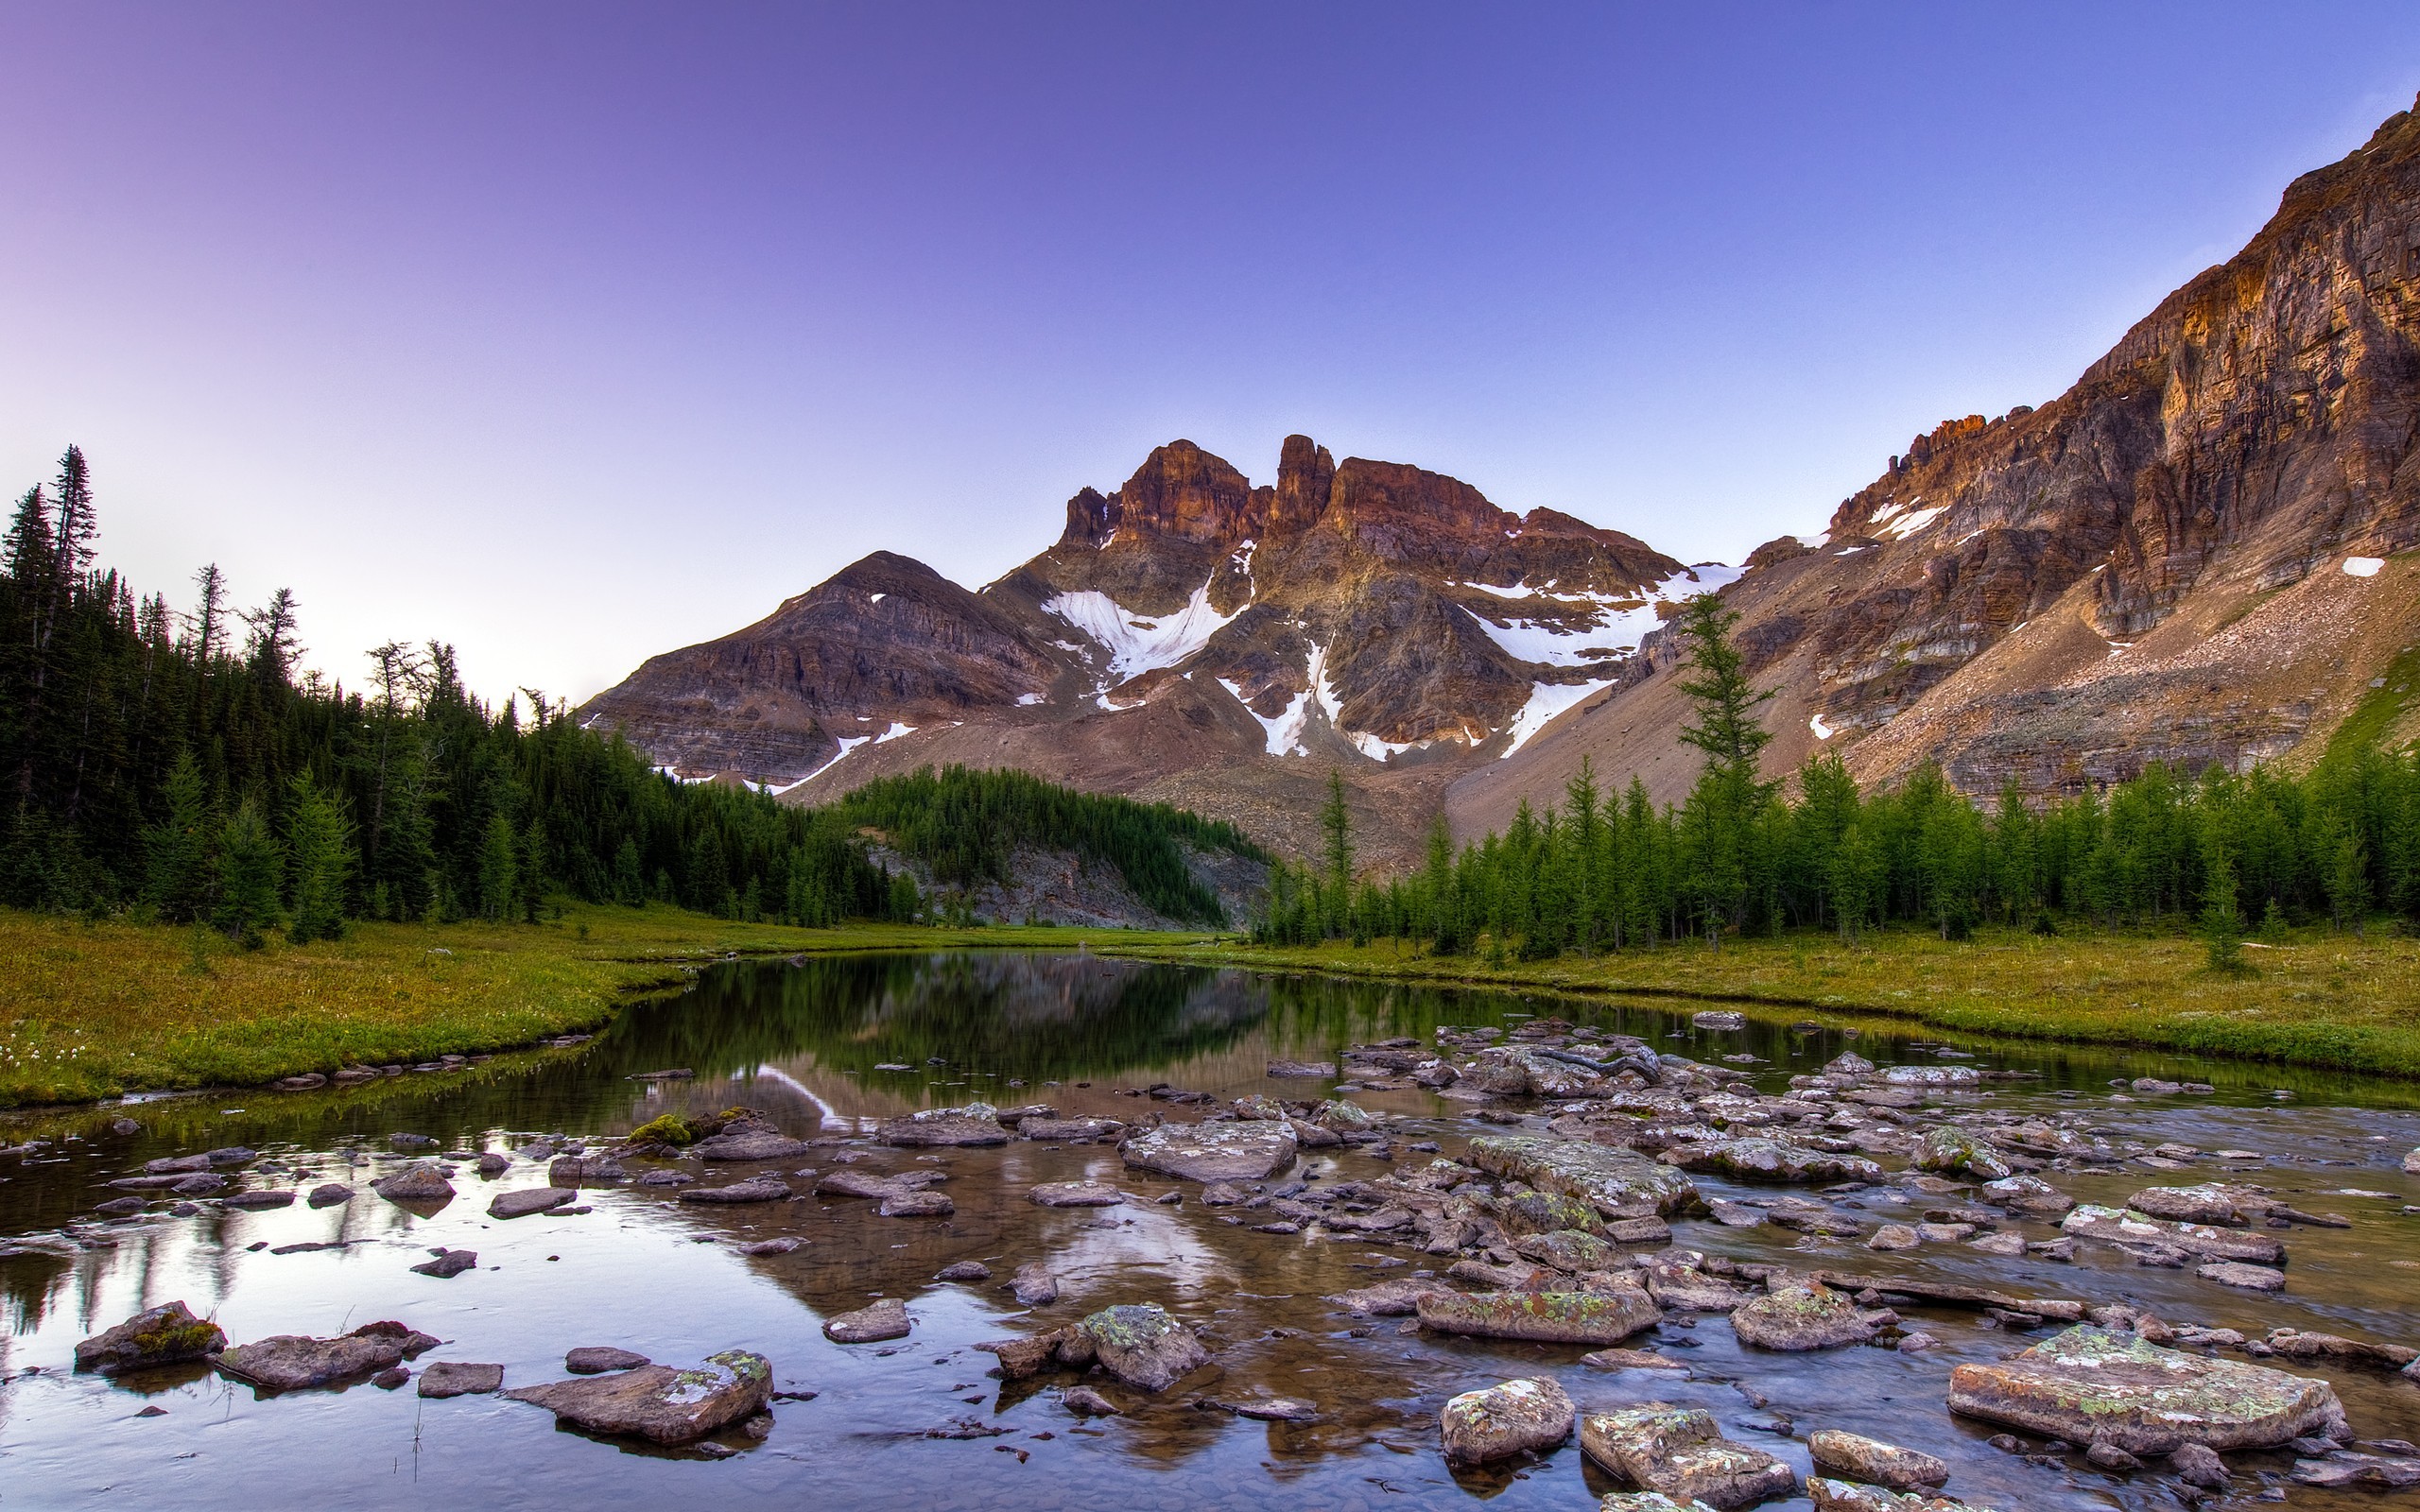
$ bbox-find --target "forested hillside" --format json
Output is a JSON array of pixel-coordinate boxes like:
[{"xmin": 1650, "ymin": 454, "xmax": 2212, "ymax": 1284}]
[{"xmin": 1259, "ymin": 597, "xmax": 2420, "ymax": 961}]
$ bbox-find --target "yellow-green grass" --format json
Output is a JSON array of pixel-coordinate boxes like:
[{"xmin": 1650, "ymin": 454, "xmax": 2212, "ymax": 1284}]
[
  {"xmin": 0, "ymin": 905, "xmax": 1213, "ymax": 1109},
  {"xmin": 1107, "ymin": 925, "xmax": 2420, "ymax": 1079}
]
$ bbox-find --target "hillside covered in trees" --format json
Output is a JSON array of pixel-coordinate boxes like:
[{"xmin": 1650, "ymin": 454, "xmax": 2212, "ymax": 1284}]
[
  {"xmin": 1257, "ymin": 596, "xmax": 2420, "ymax": 964},
  {"xmin": 0, "ymin": 448, "xmax": 1252, "ymax": 939}
]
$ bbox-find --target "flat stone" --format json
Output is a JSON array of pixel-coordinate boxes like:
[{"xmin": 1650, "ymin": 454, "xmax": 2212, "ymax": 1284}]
[
  {"xmin": 548, "ymin": 1156, "xmax": 627, "ymax": 1186},
  {"xmin": 1645, "ymin": 1264, "xmax": 1758, "ymax": 1313},
  {"xmin": 2291, "ymin": 1452, "xmax": 2420, "ymax": 1488},
  {"xmin": 879, "ymin": 1103, "xmax": 1009, "ymax": 1147},
  {"xmin": 2198, "ymin": 1262, "xmax": 2286, "ymax": 1292},
  {"xmin": 690, "ymin": 1129, "xmax": 813, "ymax": 1161},
  {"xmin": 1419, "ymin": 1289, "xmax": 1662, "ymax": 1346},
  {"xmin": 1028, "ymin": 1181, "xmax": 1123, "ymax": 1208},
  {"xmin": 95, "ymin": 1195, "xmax": 146, "ymax": 1215},
  {"xmin": 1442, "ymin": 1377, "xmax": 1577, "ymax": 1464},
  {"xmin": 222, "ymin": 1190, "xmax": 295, "ymax": 1211},
  {"xmin": 73, "ymin": 1301, "xmax": 226, "ymax": 1375},
  {"xmin": 1979, "ymin": 1176, "xmax": 2074, "ymax": 1215},
  {"xmin": 2061, "ymin": 1205, "xmax": 2285, "ymax": 1264},
  {"xmin": 815, "ymin": 1170, "xmax": 909, "ymax": 1200},
  {"xmin": 1806, "ymin": 1479, "xmax": 1990, "ymax": 1511},
  {"xmin": 2126, "ymin": 1183, "xmax": 2280, "ymax": 1227},
  {"xmin": 1019, "ymin": 1117, "xmax": 1125, "ymax": 1143},
  {"xmin": 1806, "ymin": 1430, "xmax": 1948, "ymax": 1488},
  {"xmin": 1881, "ymin": 1065, "xmax": 1979, "ymax": 1087},
  {"xmin": 410, "ymin": 1249, "xmax": 478, "ymax": 1278},
  {"xmin": 503, "ymin": 1350, "xmax": 770, "ymax": 1444},
  {"xmin": 738, "ymin": 1236, "xmax": 803, "ymax": 1256},
  {"xmin": 1515, "ymin": 1228, "xmax": 1625, "ymax": 1273},
  {"xmin": 1666, "ymin": 1139, "xmax": 1884, "ymax": 1185},
  {"xmin": 1122, "ymin": 1120, "xmax": 1299, "ymax": 1183},
  {"xmin": 877, "ymin": 1189, "xmax": 954, "ymax": 1217},
  {"xmin": 1074, "ymin": 1304, "xmax": 1209, "ymax": 1393},
  {"xmin": 1225, "ymin": 1396, "xmax": 1319, "ymax": 1421},
  {"xmin": 1267, "ymin": 1059, "xmax": 1336, "ymax": 1078},
  {"xmin": 1867, "ymin": 1224, "xmax": 1920, "ymax": 1251},
  {"xmin": 1599, "ymin": 1498, "xmax": 1724, "ymax": 1512},
  {"xmin": 1582, "ymin": 1402, "xmax": 1799, "ymax": 1508},
  {"xmin": 1467, "ymin": 1134, "xmax": 1700, "ymax": 1216},
  {"xmin": 417, "ymin": 1361, "xmax": 504, "ymax": 1398},
  {"xmin": 488, "ymin": 1187, "xmax": 577, "ymax": 1219},
  {"xmin": 825, "ymin": 1298, "xmax": 912, "ymax": 1343},
  {"xmin": 678, "ymin": 1177, "xmax": 793, "ymax": 1205},
  {"xmin": 1946, "ymin": 1324, "xmax": 2342, "ymax": 1454},
  {"xmin": 370, "ymin": 1162, "xmax": 455, "ymax": 1203},
  {"xmin": 171, "ymin": 1173, "xmax": 227, "ymax": 1196},
  {"xmin": 218, "ymin": 1321, "xmax": 439, "ymax": 1392},
  {"xmin": 1326, "ymin": 1277, "xmax": 1448, "ymax": 1316},
  {"xmin": 566, "ymin": 1347, "xmax": 650, "ymax": 1373},
  {"xmin": 1732, "ymin": 1283, "xmax": 1884, "ymax": 1350},
  {"xmin": 1582, "ymin": 1347, "xmax": 1690, "ymax": 1372}
]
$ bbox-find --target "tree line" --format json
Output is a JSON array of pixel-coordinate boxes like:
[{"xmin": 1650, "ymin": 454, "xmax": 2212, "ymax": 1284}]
[
  {"xmin": 1255, "ymin": 595, "xmax": 2420, "ymax": 964},
  {"xmin": 0, "ymin": 446, "xmax": 915, "ymax": 938}
]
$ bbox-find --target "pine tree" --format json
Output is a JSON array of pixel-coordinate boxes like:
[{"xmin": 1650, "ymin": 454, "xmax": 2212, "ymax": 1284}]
[
  {"xmin": 285, "ymin": 774, "xmax": 353, "ymax": 942},
  {"xmin": 477, "ymin": 811, "xmax": 519, "ymax": 922},
  {"xmin": 142, "ymin": 750, "xmax": 214, "ymax": 921},
  {"xmin": 215, "ymin": 799, "xmax": 283, "ymax": 948}
]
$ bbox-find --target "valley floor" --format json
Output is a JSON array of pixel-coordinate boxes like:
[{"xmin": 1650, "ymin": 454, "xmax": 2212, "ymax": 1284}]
[
  {"xmin": 1113, "ymin": 925, "xmax": 2420, "ymax": 1081},
  {"xmin": 0, "ymin": 906, "xmax": 1215, "ymax": 1110}
]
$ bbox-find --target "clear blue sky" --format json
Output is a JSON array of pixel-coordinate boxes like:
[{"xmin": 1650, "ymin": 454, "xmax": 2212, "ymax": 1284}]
[{"xmin": 5, "ymin": 3, "xmax": 2418, "ymax": 704}]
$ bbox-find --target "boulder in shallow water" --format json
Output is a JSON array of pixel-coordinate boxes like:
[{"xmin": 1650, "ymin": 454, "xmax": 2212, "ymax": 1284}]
[
  {"xmin": 1946, "ymin": 1324, "xmax": 2342, "ymax": 1453},
  {"xmin": 1666, "ymin": 1139, "xmax": 1883, "ymax": 1185},
  {"xmin": 1807, "ymin": 1480, "xmax": 1995, "ymax": 1511},
  {"xmin": 417, "ymin": 1361, "xmax": 503, "ymax": 1398},
  {"xmin": 2290, "ymin": 1452, "xmax": 2420, "ymax": 1488},
  {"xmin": 1018, "ymin": 1116, "xmax": 1125, "ymax": 1143},
  {"xmin": 305, "ymin": 1182, "xmax": 354, "ymax": 1208},
  {"xmin": 2060, "ymin": 1205, "xmax": 2284, "ymax": 1264},
  {"xmin": 1805, "ymin": 1430, "xmax": 1948, "ymax": 1489},
  {"xmin": 879, "ymin": 1103, "xmax": 1008, "ymax": 1147},
  {"xmin": 1581, "ymin": 1402, "xmax": 1798, "ymax": 1508},
  {"xmin": 1419, "ymin": 1289, "xmax": 1662, "ymax": 1346},
  {"xmin": 1913, "ymin": 1126, "xmax": 2013, "ymax": 1180},
  {"xmin": 1441, "ymin": 1377, "xmax": 1576, "ymax": 1464},
  {"xmin": 1326, "ymin": 1277, "xmax": 1449, "ymax": 1316},
  {"xmin": 1732, "ymin": 1282, "xmax": 1886, "ymax": 1351},
  {"xmin": 2125, "ymin": 1183, "xmax": 2278, "ymax": 1227},
  {"xmin": 1467, "ymin": 1134, "xmax": 1699, "ymax": 1216},
  {"xmin": 370, "ymin": 1162, "xmax": 454, "ymax": 1204},
  {"xmin": 1121, "ymin": 1120, "xmax": 1298, "ymax": 1182},
  {"xmin": 690, "ymin": 1128, "xmax": 813, "ymax": 1162},
  {"xmin": 504, "ymin": 1349, "xmax": 770, "ymax": 1444},
  {"xmin": 678, "ymin": 1177, "xmax": 793, "ymax": 1205},
  {"xmin": 2197, "ymin": 1262, "xmax": 2285, "ymax": 1292},
  {"xmin": 218, "ymin": 1321, "xmax": 439, "ymax": 1392},
  {"xmin": 824, "ymin": 1298, "xmax": 911, "ymax": 1344},
  {"xmin": 1979, "ymin": 1176, "xmax": 2072, "ymax": 1216},
  {"xmin": 1514, "ymin": 1228, "xmax": 1625, "ymax": 1273},
  {"xmin": 410, "ymin": 1249, "xmax": 478, "ymax": 1279},
  {"xmin": 488, "ymin": 1187, "xmax": 577, "ymax": 1219},
  {"xmin": 1011, "ymin": 1262, "xmax": 1061, "ymax": 1306},
  {"xmin": 566, "ymin": 1347, "xmax": 649, "ymax": 1374},
  {"xmin": 1075, "ymin": 1304, "xmax": 1209, "ymax": 1393},
  {"xmin": 877, "ymin": 1189, "xmax": 954, "ymax": 1217},
  {"xmin": 74, "ymin": 1301, "xmax": 226, "ymax": 1375}
]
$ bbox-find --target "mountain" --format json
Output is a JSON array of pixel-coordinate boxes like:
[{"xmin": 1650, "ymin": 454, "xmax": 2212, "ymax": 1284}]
[
  {"xmin": 1453, "ymin": 94, "xmax": 2420, "ymax": 840},
  {"xmin": 581, "ymin": 436, "xmax": 1709, "ymax": 865},
  {"xmin": 589, "ymin": 95, "xmax": 2420, "ymax": 865}
]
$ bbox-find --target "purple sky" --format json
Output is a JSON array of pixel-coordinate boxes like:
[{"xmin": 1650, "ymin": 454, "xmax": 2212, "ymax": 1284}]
[{"xmin": 6, "ymin": 3, "xmax": 2419, "ymax": 705}]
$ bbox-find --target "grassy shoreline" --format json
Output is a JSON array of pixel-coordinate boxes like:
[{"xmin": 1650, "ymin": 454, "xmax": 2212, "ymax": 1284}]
[
  {"xmin": 0, "ymin": 904, "xmax": 1215, "ymax": 1110},
  {"xmin": 1105, "ymin": 924, "xmax": 2420, "ymax": 1079}
]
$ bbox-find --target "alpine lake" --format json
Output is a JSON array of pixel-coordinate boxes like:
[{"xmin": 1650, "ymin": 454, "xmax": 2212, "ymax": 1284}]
[{"xmin": 3, "ymin": 952, "xmax": 2418, "ymax": 1511}]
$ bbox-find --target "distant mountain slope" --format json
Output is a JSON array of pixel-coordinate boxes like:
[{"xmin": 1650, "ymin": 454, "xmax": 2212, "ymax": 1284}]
[{"xmin": 1455, "ymin": 93, "xmax": 2420, "ymax": 840}]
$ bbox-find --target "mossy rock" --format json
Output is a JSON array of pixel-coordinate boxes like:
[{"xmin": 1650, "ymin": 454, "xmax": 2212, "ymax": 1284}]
[{"xmin": 626, "ymin": 1114, "xmax": 695, "ymax": 1146}]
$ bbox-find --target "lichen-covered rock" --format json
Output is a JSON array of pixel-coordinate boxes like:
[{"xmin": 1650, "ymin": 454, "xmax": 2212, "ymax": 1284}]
[
  {"xmin": 1979, "ymin": 1176, "xmax": 2073, "ymax": 1216},
  {"xmin": 1644, "ymin": 1263, "xmax": 1758, "ymax": 1313},
  {"xmin": 1913, "ymin": 1126, "xmax": 2013, "ymax": 1180},
  {"xmin": 2125, "ymin": 1183, "xmax": 2278, "ymax": 1227},
  {"xmin": 73, "ymin": 1301, "xmax": 226, "ymax": 1375},
  {"xmin": 1514, "ymin": 1228, "xmax": 1625, "ymax": 1273},
  {"xmin": 1731, "ymin": 1283, "xmax": 1885, "ymax": 1350},
  {"xmin": 824, "ymin": 1298, "xmax": 912, "ymax": 1343},
  {"xmin": 877, "ymin": 1188, "xmax": 954, "ymax": 1217},
  {"xmin": 1074, "ymin": 1304, "xmax": 1209, "ymax": 1393},
  {"xmin": 1418, "ymin": 1289, "xmax": 1661, "ymax": 1346},
  {"xmin": 1441, "ymin": 1377, "xmax": 1576, "ymax": 1464},
  {"xmin": 1666, "ymin": 1139, "xmax": 1883, "ymax": 1185},
  {"xmin": 1467, "ymin": 1134, "xmax": 1700, "ymax": 1216},
  {"xmin": 879, "ymin": 1102, "xmax": 1008, "ymax": 1147},
  {"xmin": 1497, "ymin": 1188, "xmax": 1609, "ymax": 1236},
  {"xmin": 1121, "ymin": 1120, "xmax": 1298, "ymax": 1182},
  {"xmin": 1582, "ymin": 1403, "xmax": 1798, "ymax": 1508},
  {"xmin": 1312, "ymin": 1098, "xmax": 1378, "ymax": 1132},
  {"xmin": 1806, "ymin": 1430, "xmax": 1949, "ymax": 1489},
  {"xmin": 504, "ymin": 1349, "xmax": 770, "ymax": 1444},
  {"xmin": 218, "ymin": 1321, "xmax": 439, "ymax": 1391},
  {"xmin": 1881, "ymin": 1065, "xmax": 1979, "ymax": 1088},
  {"xmin": 1326, "ymin": 1277, "xmax": 1448, "ymax": 1316},
  {"xmin": 2060, "ymin": 1205, "xmax": 2285, "ymax": 1264},
  {"xmin": 1946, "ymin": 1325, "xmax": 2342, "ymax": 1453}
]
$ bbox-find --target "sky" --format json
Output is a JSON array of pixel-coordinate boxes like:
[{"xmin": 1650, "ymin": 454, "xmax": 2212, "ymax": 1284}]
[{"xmin": 6, "ymin": 4, "xmax": 2420, "ymax": 708}]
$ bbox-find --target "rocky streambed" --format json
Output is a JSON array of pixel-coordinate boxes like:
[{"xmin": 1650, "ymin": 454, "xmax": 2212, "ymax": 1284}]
[{"xmin": 1, "ymin": 952, "xmax": 2417, "ymax": 1510}]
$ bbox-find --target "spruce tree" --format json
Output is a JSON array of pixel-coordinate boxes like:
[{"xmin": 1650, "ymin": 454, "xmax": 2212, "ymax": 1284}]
[
  {"xmin": 215, "ymin": 799, "xmax": 283, "ymax": 948},
  {"xmin": 142, "ymin": 750, "xmax": 213, "ymax": 921},
  {"xmin": 285, "ymin": 774, "xmax": 353, "ymax": 942},
  {"xmin": 477, "ymin": 811, "xmax": 519, "ymax": 922}
]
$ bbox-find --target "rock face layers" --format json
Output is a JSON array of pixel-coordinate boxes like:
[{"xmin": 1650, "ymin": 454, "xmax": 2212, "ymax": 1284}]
[
  {"xmin": 582, "ymin": 434, "xmax": 1688, "ymax": 869},
  {"xmin": 1463, "ymin": 95, "xmax": 2420, "ymax": 833}
]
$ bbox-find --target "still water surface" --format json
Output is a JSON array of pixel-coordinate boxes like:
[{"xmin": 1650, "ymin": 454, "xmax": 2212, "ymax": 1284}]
[{"xmin": 3, "ymin": 953, "xmax": 2418, "ymax": 1510}]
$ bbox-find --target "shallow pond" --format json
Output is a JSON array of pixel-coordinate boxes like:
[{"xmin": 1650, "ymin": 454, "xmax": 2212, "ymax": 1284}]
[{"xmin": 3, "ymin": 952, "xmax": 2418, "ymax": 1510}]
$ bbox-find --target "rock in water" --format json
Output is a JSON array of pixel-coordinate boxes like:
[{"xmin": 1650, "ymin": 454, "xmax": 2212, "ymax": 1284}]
[
  {"xmin": 305, "ymin": 1182, "xmax": 354, "ymax": 1208},
  {"xmin": 2168, "ymin": 1441, "xmax": 2229, "ymax": 1489},
  {"xmin": 2126, "ymin": 1183, "xmax": 2278, "ymax": 1227},
  {"xmin": 1665, "ymin": 1139, "xmax": 1884, "ymax": 1185},
  {"xmin": 2290, "ymin": 1452, "xmax": 2420, "ymax": 1488},
  {"xmin": 417, "ymin": 1361, "xmax": 504, "ymax": 1398},
  {"xmin": 2405, "ymin": 1148, "xmax": 2420, "ymax": 1175},
  {"xmin": 1732, "ymin": 1283, "xmax": 1886, "ymax": 1351},
  {"xmin": 1417, "ymin": 1289, "xmax": 1662, "ymax": 1346},
  {"xmin": 217, "ymin": 1321, "xmax": 440, "ymax": 1392},
  {"xmin": 1581, "ymin": 1402, "xmax": 1799, "ymax": 1508},
  {"xmin": 1062, "ymin": 1385, "xmax": 1121, "ymax": 1416},
  {"xmin": 1807, "ymin": 1480, "xmax": 1996, "ymax": 1511},
  {"xmin": 1514, "ymin": 1229, "xmax": 1625, "ymax": 1273},
  {"xmin": 1120, "ymin": 1120, "xmax": 1298, "ymax": 1182},
  {"xmin": 566, "ymin": 1347, "xmax": 650, "ymax": 1373},
  {"xmin": 824, "ymin": 1298, "xmax": 912, "ymax": 1344},
  {"xmin": 690, "ymin": 1128, "xmax": 813, "ymax": 1161},
  {"xmin": 1018, "ymin": 1116, "xmax": 1125, "ymax": 1143},
  {"xmin": 1441, "ymin": 1377, "xmax": 1577, "ymax": 1464},
  {"xmin": 879, "ymin": 1103, "xmax": 1009, "ymax": 1147},
  {"xmin": 1466, "ymin": 1134, "xmax": 1701, "ymax": 1215},
  {"xmin": 877, "ymin": 1189, "xmax": 954, "ymax": 1217},
  {"xmin": 936, "ymin": 1261, "xmax": 992, "ymax": 1281},
  {"xmin": 1074, "ymin": 1304, "xmax": 1209, "ymax": 1393},
  {"xmin": 1806, "ymin": 1431, "xmax": 1949, "ymax": 1489},
  {"xmin": 678, "ymin": 1177, "xmax": 793, "ymax": 1205},
  {"xmin": 2060, "ymin": 1205, "xmax": 2284, "ymax": 1264},
  {"xmin": 370, "ymin": 1162, "xmax": 456, "ymax": 1203},
  {"xmin": 410, "ymin": 1249, "xmax": 478, "ymax": 1278},
  {"xmin": 2197, "ymin": 1261, "xmax": 2286, "ymax": 1291},
  {"xmin": 1028, "ymin": 1181, "xmax": 1123, "ymax": 1207},
  {"xmin": 1913, "ymin": 1126, "xmax": 2014, "ymax": 1180},
  {"xmin": 1012, "ymin": 1263, "xmax": 1061, "ymax": 1306},
  {"xmin": 1946, "ymin": 1325, "xmax": 2342, "ymax": 1453},
  {"xmin": 504, "ymin": 1350, "xmax": 770, "ymax": 1445},
  {"xmin": 1326, "ymin": 1277, "xmax": 1448, "ymax": 1316},
  {"xmin": 488, "ymin": 1187, "xmax": 577, "ymax": 1219},
  {"xmin": 74, "ymin": 1301, "xmax": 227, "ymax": 1375}
]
